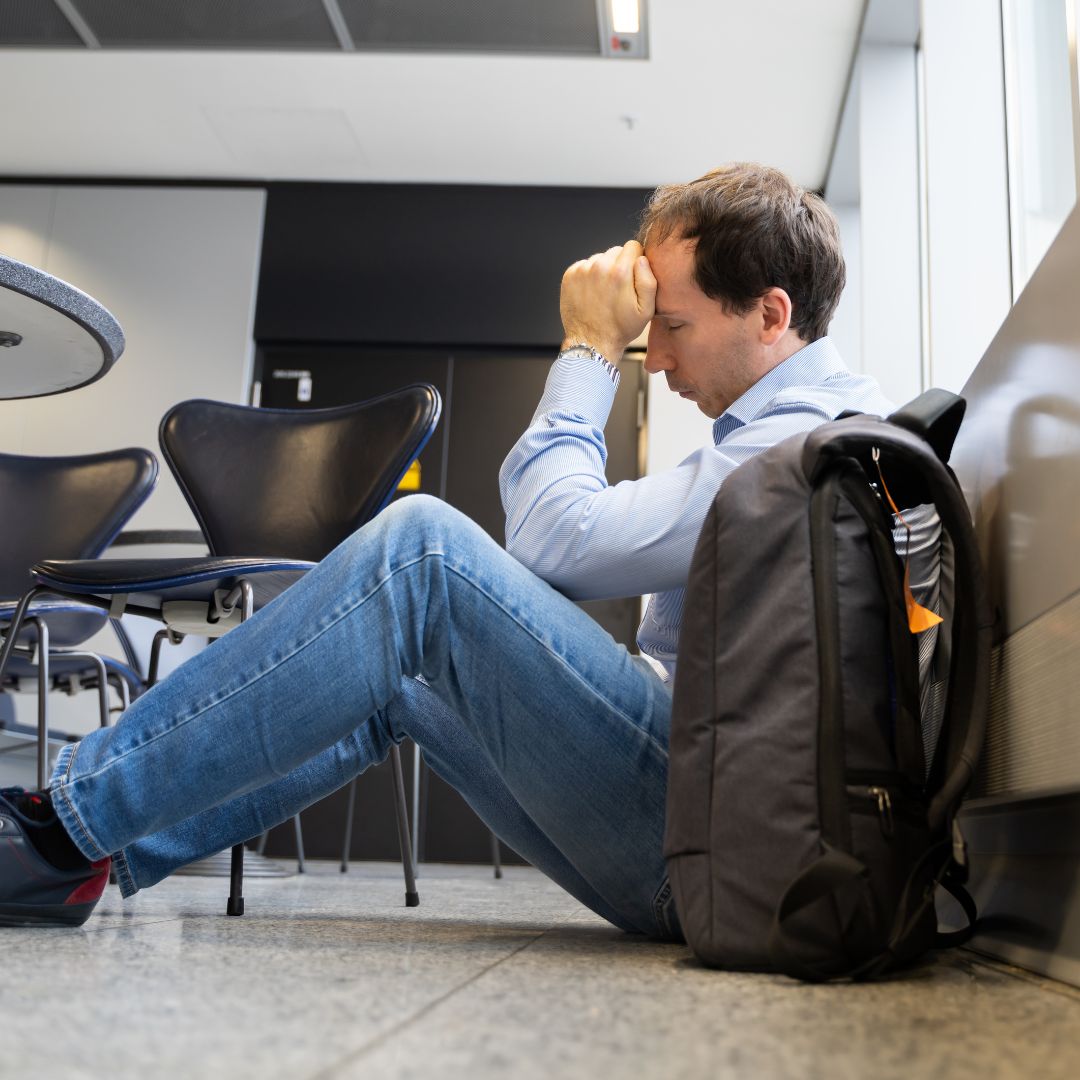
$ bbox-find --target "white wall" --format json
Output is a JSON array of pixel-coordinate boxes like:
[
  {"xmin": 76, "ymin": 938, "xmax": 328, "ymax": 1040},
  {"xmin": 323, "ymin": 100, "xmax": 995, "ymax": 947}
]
[
  {"xmin": 0, "ymin": 185, "xmax": 265, "ymax": 741},
  {"xmin": 828, "ymin": 205, "xmax": 862, "ymax": 372},
  {"xmin": 857, "ymin": 46, "xmax": 923, "ymax": 407},
  {"xmin": 643, "ymin": 369, "xmax": 715, "ymax": 475},
  {"xmin": 825, "ymin": 0, "xmax": 1014, "ymax": 405},
  {"xmin": 921, "ymin": 0, "xmax": 1013, "ymax": 392},
  {"xmin": 0, "ymin": 185, "xmax": 266, "ymax": 530}
]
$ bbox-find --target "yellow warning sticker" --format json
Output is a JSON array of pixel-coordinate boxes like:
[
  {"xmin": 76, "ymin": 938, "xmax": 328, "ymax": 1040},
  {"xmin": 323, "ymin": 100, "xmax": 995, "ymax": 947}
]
[{"xmin": 397, "ymin": 459, "xmax": 422, "ymax": 492}]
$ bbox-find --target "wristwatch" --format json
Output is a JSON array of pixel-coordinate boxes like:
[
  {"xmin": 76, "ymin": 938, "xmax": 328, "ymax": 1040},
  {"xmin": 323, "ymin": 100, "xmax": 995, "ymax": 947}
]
[{"xmin": 558, "ymin": 343, "xmax": 620, "ymax": 384}]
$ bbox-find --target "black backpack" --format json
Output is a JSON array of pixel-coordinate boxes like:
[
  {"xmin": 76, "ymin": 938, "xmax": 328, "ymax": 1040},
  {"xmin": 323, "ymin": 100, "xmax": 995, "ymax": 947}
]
[{"xmin": 664, "ymin": 389, "xmax": 992, "ymax": 981}]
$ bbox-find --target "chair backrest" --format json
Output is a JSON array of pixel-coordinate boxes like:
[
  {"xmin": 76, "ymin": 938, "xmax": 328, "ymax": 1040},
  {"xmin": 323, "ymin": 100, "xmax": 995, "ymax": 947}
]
[
  {"xmin": 0, "ymin": 447, "xmax": 159, "ymax": 599},
  {"xmin": 159, "ymin": 384, "xmax": 441, "ymax": 561}
]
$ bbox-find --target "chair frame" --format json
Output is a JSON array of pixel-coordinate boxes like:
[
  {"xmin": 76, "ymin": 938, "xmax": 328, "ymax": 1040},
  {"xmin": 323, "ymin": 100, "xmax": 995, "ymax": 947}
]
[
  {"xmin": 0, "ymin": 448, "xmax": 158, "ymax": 787},
  {"xmin": 21, "ymin": 387, "xmax": 440, "ymax": 914}
]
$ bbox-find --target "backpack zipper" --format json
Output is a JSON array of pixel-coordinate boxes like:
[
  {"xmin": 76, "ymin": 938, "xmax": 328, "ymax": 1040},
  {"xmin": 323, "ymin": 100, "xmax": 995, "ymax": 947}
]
[
  {"xmin": 846, "ymin": 782, "xmax": 929, "ymax": 836},
  {"xmin": 848, "ymin": 785, "xmax": 895, "ymax": 837}
]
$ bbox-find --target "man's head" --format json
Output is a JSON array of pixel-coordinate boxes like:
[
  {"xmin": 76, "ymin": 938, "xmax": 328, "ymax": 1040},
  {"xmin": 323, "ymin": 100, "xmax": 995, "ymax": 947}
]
[
  {"xmin": 637, "ymin": 163, "xmax": 846, "ymax": 418},
  {"xmin": 639, "ymin": 163, "xmax": 845, "ymax": 343}
]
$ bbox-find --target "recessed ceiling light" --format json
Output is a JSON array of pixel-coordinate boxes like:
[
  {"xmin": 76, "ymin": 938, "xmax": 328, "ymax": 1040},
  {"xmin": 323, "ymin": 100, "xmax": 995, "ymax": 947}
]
[
  {"xmin": 611, "ymin": 0, "xmax": 640, "ymax": 35},
  {"xmin": 599, "ymin": 0, "xmax": 648, "ymax": 58}
]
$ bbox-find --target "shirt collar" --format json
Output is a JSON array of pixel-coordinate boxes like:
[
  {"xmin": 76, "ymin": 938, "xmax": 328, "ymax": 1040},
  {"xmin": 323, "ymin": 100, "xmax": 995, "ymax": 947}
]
[{"xmin": 711, "ymin": 336, "xmax": 848, "ymax": 445}]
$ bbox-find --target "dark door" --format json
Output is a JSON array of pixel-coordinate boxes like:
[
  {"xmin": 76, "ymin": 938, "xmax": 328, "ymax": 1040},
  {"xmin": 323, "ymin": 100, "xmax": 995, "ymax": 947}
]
[{"xmin": 253, "ymin": 344, "xmax": 646, "ymax": 864}]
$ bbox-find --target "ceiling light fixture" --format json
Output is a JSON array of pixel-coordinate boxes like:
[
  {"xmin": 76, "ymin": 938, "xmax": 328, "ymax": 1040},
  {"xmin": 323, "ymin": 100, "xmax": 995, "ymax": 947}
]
[
  {"xmin": 598, "ymin": 0, "xmax": 648, "ymax": 59},
  {"xmin": 611, "ymin": 0, "xmax": 640, "ymax": 35}
]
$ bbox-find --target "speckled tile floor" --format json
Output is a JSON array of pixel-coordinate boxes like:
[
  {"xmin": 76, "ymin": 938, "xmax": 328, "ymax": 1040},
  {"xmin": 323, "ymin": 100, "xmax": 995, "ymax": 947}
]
[{"xmin": 1, "ymin": 861, "xmax": 1078, "ymax": 1080}]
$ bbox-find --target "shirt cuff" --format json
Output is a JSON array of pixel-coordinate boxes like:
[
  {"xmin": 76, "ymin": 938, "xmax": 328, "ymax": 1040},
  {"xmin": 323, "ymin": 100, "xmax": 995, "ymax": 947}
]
[{"xmin": 532, "ymin": 353, "xmax": 621, "ymax": 429}]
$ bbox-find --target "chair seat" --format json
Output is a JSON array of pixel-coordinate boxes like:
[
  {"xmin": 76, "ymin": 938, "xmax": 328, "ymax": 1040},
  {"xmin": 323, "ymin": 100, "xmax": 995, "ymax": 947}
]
[
  {"xmin": 0, "ymin": 597, "xmax": 110, "ymax": 648},
  {"xmin": 33, "ymin": 556, "xmax": 314, "ymax": 614}
]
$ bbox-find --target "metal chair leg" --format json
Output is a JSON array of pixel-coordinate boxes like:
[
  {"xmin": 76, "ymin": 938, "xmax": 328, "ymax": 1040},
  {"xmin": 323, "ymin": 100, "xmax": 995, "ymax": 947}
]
[
  {"xmin": 29, "ymin": 616, "xmax": 49, "ymax": 791},
  {"xmin": 69, "ymin": 652, "xmax": 110, "ymax": 728},
  {"xmin": 0, "ymin": 588, "xmax": 49, "ymax": 789},
  {"xmin": 293, "ymin": 813, "xmax": 306, "ymax": 873},
  {"xmin": 340, "ymin": 776, "xmax": 358, "ymax": 872},
  {"xmin": 226, "ymin": 844, "xmax": 245, "ymax": 916},
  {"xmin": 390, "ymin": 743, "xmax": 419, "ymax": 906},
  {"xmin": 147, "ymin": 627, "xmax": 183, "ymax": 688},
  {"xmin": 91, "ymin": 655, "xmax": 109, "ymax": 728},
  {"xmin": 411, "ymin": 740, "xmax": 422, "ymax": 871},
  {"xmin": 224, "ymin": 581, "xmax": 256, "ymax": 917},
  {"xmin": 51, "ymin": 650, "xmax": 111, "ymax": 728},
  {"xmin": 491, "ymin": 832, "xmax": 503, "ymax": 879},
  {"xmin": 0, "ymin": 586, "xmax": 46, "ymax": 686}
]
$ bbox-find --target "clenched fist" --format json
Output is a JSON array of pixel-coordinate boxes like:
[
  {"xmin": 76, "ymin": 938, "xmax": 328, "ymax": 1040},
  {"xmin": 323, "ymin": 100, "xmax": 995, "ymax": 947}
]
[{"xmin": 560, "ymin": 240, "xmax": 657, "ymax": 363}]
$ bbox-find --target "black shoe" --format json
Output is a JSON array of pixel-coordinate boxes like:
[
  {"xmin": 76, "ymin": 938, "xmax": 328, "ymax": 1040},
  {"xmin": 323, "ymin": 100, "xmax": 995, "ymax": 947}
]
[{"xmin": 0, "ymin": 787, "xmax": 110, "ymax": 927}]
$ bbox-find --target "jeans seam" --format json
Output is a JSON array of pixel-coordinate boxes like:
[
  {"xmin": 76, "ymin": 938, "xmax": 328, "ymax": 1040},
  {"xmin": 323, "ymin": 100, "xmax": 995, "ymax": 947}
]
[
  {"xmin": 50, "ymin": 741, "xmax": 109, "ymax": 862},
  {"xmin": 111, "ymin": 848, "xmax": 137, "ymax": 897}
]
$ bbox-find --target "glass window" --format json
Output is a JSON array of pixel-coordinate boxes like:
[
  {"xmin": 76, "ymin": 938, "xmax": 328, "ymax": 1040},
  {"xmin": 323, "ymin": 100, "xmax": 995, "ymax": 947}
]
[{"xmin": 1002, "ymin": 0, "xmax": 1077, "ymax": 297}]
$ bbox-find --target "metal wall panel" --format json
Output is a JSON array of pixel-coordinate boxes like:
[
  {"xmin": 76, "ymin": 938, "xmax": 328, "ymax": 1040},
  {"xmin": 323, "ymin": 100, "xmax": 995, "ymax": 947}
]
[
  {"xmin": 951, "ymin": 201, "xmax": 1080, "ymax": 644},
  {"xmin": 950, "ymin": 201, "xmax": 1080, "ymax": 985}
]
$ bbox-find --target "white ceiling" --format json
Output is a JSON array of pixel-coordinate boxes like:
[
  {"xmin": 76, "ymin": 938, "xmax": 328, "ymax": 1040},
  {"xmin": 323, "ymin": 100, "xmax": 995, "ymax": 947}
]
[{"xmin": 0, "ymin": 1, "xmax": 865, "ymax": 190}]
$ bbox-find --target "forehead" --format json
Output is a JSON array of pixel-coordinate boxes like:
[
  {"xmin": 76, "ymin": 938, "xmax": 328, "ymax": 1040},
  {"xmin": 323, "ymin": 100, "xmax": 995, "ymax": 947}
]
[{"xmin": 644, "ymin": 235, "xmax": 704, "ymax": 310}]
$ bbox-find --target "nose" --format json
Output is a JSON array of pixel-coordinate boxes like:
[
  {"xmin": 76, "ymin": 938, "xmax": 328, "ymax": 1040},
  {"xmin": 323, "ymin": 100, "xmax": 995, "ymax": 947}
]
[{"xmin": 643, "ymin": 321, "xmax": 675, "ymax": 374}]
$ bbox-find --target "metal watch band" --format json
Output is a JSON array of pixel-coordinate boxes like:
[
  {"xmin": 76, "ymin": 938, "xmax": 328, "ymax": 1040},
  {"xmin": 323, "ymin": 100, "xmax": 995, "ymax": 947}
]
[{"xmin": 558, "ymin": 343, "xmax": 620, "ymax": 385}]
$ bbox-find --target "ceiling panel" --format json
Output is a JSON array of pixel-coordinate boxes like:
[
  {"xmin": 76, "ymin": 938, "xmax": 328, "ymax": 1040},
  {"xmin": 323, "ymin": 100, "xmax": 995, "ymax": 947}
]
[
  {"xmin": 0, "ymin": 1, "xmax": 82, "ymax": 46},
  {"xmin": 73, "ymin": 0, "xmax": 339, "ymax": 50},
  {"xmin": 336, "ymin": 0, "xmax": 599, "ymax": 55},
  {"xmin": 0, "ymin": 1, "xmax": 865, "ymax": 190},
  {"xmin": 0, "ymin": 0, "xmax": 604, "ymax": 55}
]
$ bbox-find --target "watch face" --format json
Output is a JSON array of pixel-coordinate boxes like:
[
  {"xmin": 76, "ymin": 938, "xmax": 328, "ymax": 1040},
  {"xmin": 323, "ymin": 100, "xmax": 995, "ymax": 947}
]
[{"xmin": 564, "ymin": 345, "xmax": 597, "ymax": 360}]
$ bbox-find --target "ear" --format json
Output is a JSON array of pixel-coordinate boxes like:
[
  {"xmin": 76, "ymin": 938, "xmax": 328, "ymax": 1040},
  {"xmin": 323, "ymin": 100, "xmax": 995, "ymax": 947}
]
[{"xmin": 758, "ymin": 287, "xmax": 792, "ymax": 345}]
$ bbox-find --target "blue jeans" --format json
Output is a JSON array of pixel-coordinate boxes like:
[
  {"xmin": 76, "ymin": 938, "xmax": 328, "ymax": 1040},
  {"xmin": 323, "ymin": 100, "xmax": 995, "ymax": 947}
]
[{"xmin": 49, "ymin": 496, "xmax": 678, "ymax": 937}]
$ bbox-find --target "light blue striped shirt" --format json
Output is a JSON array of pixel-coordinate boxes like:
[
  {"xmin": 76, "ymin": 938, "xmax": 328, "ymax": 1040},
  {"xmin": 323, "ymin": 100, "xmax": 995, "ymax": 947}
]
[{"xmin": 499, "ymin": 337, "xmax": 905, "ymax": 678}]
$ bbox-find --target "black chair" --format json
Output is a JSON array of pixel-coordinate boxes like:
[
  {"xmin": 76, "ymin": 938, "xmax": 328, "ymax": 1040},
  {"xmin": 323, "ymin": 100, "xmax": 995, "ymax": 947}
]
[
  {"xmin": 24, "ymin": 385, "xmax": 442, "ymax": 915},
  {"xmin": 0, "ymin": 448, "xmax": 159, "ymax": 788}
]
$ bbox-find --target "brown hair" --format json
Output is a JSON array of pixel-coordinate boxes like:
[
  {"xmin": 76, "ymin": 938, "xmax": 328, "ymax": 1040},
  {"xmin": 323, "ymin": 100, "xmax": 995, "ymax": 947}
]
[{"xmin": 638, "ymin": 163, "xmax": 845, "ymax": 343}]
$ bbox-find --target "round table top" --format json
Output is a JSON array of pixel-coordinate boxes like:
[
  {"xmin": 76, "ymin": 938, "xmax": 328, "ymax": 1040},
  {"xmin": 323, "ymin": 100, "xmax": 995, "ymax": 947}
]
[{"xmin": 0, "ymin": 253, "xmax": 125, "ymax": 400}]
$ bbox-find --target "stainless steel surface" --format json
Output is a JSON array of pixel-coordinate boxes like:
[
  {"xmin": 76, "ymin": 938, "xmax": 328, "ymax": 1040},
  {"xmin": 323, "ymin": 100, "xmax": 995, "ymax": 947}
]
[
  {"xmin": 975, "ymin": 591, "xmax": 1080, "ymax": 798},
  {"xmin": 960, "ymin": 790, "xmax": 1080, "ymax": 988},
  {"xmin": 949, "ymin": 196, "xmax": 1080, "ymax": 986},
  {"xmin": 951, "ymin": 200, "xmax": 1080, "ymax": 640}
]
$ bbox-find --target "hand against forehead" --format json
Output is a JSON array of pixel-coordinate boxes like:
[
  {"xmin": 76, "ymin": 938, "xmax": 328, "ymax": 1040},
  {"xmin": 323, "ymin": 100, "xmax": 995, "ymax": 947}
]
[{"xmin": 560, "ymin": 240, "xmax": 658, "ymax": 362}]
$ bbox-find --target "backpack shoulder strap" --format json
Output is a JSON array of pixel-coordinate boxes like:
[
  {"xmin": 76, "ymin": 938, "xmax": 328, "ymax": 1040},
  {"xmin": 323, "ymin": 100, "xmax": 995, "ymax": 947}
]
[{"xmin": 804, "ymin": 413, "xmax": 994, "ymax": 832}]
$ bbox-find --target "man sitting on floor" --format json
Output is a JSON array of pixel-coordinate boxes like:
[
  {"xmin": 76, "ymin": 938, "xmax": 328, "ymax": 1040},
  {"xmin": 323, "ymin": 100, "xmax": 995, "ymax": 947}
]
[{"xmin": 0, "ymin": 162, "xmax": 934, "ymax": 934}]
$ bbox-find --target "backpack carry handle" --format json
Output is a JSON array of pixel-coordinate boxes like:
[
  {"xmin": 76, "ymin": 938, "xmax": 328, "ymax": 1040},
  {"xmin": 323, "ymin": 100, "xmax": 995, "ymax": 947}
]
[
  {"xmin": 804, "ymin": 416, "xmax": 993, "ymax": 832},
  {"xmin": 886, "ymin": 389, "xmax": 967, "ymax": 466}
]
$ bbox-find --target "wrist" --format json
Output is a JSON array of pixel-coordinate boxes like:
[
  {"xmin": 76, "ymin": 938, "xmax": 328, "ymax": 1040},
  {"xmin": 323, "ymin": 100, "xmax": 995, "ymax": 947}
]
[
  {"xmin": 558, "ymin": 342, "xmax": 621, "ymax": 384},
  {"xmin": 560, "ymin": 337, "xmax": 622, "ymax": 363}
]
